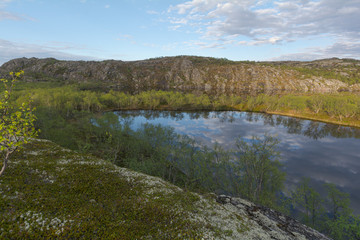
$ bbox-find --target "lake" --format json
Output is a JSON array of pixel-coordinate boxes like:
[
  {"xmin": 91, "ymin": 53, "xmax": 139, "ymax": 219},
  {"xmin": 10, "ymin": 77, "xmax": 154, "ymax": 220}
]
[{"xmin": 115, "ymin": 110, "xmax": 360, "ymax": 214}]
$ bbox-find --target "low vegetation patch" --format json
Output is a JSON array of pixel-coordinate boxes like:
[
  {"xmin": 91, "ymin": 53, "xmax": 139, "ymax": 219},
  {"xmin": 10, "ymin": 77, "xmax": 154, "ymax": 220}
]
[{"xmin": 0, "ymin": 140, "xmax": 205, "ymax": 239}]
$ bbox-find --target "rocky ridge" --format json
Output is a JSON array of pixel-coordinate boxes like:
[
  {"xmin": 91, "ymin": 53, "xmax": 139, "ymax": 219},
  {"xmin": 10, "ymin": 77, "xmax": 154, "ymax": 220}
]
[{"xmin": 1, "ymin": 56, "xmax": 359, "ymax": 94}]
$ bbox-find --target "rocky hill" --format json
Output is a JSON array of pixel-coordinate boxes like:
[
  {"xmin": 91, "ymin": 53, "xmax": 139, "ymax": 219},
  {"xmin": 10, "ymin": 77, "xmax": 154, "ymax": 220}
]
[
  {"xmin": 0, "ymin": 139, "xmax": 331, "ymax": 239},
  {"xmin": 1, "ymin": 56, "xmax": 359, "ymax": 94}
]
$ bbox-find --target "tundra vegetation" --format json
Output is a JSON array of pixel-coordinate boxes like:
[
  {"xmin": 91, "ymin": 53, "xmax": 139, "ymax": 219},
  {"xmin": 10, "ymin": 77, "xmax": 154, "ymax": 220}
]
[{"xmin": 1, "ymin": 72, "xmax": 360, "ymax": 239}]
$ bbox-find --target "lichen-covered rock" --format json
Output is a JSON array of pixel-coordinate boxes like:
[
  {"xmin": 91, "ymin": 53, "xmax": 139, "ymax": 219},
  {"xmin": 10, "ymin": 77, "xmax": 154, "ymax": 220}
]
[{"xmin": 214, "ymin": 195, "xmax": 331, "ymax": 240}]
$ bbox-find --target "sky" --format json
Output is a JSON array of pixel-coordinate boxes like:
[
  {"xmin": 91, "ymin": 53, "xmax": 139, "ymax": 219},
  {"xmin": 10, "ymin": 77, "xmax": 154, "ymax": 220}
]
[{"xmin": 0, "ymin": 0, "xmax": 359, "ymax": 65}]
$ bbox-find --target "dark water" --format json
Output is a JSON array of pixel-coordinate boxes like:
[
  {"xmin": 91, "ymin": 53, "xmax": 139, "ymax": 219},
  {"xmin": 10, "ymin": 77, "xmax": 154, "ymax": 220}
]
[{"xmin": 115, "ymin": 110, "xmax": 360, "ymax": 214}]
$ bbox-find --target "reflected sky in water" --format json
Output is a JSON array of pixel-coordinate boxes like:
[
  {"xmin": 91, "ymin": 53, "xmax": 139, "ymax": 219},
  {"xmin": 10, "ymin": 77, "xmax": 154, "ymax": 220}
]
[{"xmin": 115, "ymin": 111, "xmax": 360, "ymax": 214}]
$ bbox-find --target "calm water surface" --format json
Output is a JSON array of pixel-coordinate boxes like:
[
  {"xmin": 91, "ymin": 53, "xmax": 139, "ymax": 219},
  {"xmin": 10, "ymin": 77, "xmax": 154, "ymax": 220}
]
[{"xmin": 115, "ymin": 110, "xmax": 360, "ymax": 214}]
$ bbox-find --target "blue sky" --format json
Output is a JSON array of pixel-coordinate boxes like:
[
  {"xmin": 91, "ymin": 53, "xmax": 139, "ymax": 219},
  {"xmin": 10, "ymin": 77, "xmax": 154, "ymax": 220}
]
[{"xmin": 0, "ymin": 0, "xmax": 359, "ymax": 64}]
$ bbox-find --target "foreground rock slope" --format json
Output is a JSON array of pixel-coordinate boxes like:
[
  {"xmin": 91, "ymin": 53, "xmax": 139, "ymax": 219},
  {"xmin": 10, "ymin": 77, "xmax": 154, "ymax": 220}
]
[
  {"xmin": 1, "ymin": 56, "xmax": 359, "ymax": 94},
  {"xmin": 0, "ymin": 139, "xmax": 331, "ymax": 239}
]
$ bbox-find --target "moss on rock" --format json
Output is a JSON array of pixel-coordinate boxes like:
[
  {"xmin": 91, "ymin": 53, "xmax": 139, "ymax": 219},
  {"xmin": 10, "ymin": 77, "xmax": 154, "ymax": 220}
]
[{"xmin": 0, "ymin": 139, "xmax": 203, "ymax": 239}]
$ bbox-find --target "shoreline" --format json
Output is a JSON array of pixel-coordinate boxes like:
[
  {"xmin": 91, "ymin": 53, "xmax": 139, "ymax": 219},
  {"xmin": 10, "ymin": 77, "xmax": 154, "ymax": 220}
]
[
  {"xmin": 259, "ymin": 110, "xmax": 360, "ymax": 128},
  {"xmin": 107, "ymin": 106, "xmax": 360, "ymax": 129}
]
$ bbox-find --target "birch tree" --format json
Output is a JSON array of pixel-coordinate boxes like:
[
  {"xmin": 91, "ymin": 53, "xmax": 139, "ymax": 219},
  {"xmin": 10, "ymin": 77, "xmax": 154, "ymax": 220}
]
[{"xmin": 0, "ymin": 71, "xmax": 38, "ymax": 176}]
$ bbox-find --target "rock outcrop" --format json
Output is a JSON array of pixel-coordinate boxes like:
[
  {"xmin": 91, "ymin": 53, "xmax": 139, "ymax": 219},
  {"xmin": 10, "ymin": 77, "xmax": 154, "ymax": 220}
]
[
  {"xmin": 1, "ymin": 56, "xmax": 359, "ymax": 94},
  {"xmin": 215, "ymin": 195, "xmax": 331, "ymax": 240}
]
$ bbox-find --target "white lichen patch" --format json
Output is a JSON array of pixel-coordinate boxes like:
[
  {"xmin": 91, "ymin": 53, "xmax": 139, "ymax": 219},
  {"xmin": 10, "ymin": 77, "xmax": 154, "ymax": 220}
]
[
  {"xmin": 19, "ymin": 211, "xmax": 74, "ymax": 235},
  {"xmin": 32, "ymin": 138, "xmax": 51, "ymax": 143},
  {"xmin": 32, "ymin": 169, "xmax": 56, "ymax": 184},
  {"xmin": 109, "ymin": 165, "xmax": 182, "ymax": 196},
  {"xmin": 55, "ymin": 166, "xmax": 65, "ymax": 172},
  {"xmin": 186, "ymin": 193, "xmax": 318, "ymax": 240},
  {"xmin": 186, "ymin": 198, "xmax": 251, "ymax": 239},
  {"xmin": 61, "ymin": 148, "xmax": 72, "ymax": 153},
  {"xmin": 73, "ymin": 160, "xmax": 106, "ymax": 166},
  {"xmin": 10, "ymin": 159, "xmax": 31, "ymax": 166},
  {"xmin": 2, "ymin": 190, "xmax": 21, "ymax": 200},
  {"xmin": 27, "ymin": 151, "xmax": 40, "ymax": 156},
  {"xmin": 58, "ymin": 159, "xmax": 73, "ymax": 165}
]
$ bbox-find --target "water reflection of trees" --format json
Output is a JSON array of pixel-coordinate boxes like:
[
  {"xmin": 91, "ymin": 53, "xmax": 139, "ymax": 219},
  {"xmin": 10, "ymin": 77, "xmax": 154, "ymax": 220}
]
[
  {"xmin": 115, "ymin": 110, "xmax": 360, "ymax": 140},
  {"xmin": 254, "ymin": 113, "xmax": 360, "ymax": 140},
  {"xmin": 116, "ymin": 110, "xmax": 238, "ymax": 123}
]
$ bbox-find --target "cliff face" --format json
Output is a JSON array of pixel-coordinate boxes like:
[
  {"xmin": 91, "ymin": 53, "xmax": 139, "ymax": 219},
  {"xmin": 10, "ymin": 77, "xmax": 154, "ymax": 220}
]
[
  {"xmin": 0, "ymin": 139, "xmax": 330, "ymax": 239},
  {"xmin": 1, "ymin": 56, "xmax": 359, "ymax": 94}
]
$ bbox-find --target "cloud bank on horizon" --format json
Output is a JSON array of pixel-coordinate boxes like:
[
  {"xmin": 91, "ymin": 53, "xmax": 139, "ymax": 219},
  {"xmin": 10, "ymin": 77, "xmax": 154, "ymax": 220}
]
[{"xmin": 0, "ymin": 0, "xmax": 359, "ymax": 64}]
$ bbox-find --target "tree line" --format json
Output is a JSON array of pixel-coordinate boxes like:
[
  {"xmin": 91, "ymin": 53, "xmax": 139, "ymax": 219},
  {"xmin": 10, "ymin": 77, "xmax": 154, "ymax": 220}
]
[{"xmin": 9, "ymin": 86, "xmax": 360, "ymax": 125}]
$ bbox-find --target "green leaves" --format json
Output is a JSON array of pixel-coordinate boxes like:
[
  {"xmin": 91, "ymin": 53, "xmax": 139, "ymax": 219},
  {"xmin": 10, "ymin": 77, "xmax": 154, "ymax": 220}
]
[
  {"xmin": 291, "ymin": 178, "xmax": 360, "ymax": 239},
  {"xmin": 0, "ymin": 71, "xmax": 39, "ymax": 176},
  {"xmin": 232, "ymin": 135, "xmax": 285, "ymax": 206}
]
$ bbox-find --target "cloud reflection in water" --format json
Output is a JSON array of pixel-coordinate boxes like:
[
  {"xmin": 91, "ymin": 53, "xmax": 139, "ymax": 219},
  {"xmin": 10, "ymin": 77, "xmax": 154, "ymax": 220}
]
[{"xmin": 116, "ymin": 110, "xmax": 360, "ymax": 214}]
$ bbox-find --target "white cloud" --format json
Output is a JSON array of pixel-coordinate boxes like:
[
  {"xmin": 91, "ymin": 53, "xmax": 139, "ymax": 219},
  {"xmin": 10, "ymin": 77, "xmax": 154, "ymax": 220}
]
[
  {"xmin": 238, "ymin": 36, "xmax": 282, "ymax": 46},
  {"xmin": 0, "ymin": 0, "xmax": 21, "ymax": 20},
  {"xmin": 0, "ymin": 39, "xmax": 100, "ymax": 65},
  {"xmin": 105, "ymin": 4, "xmax": 110, "ymax": 9},
  {"xmin": 0, "ymin": 10, "xmax": 21, "ymax": 20},
  {"xmin": 193, "ymin": 41, "xmax": 225, "ymax": 49},
  {"xmin": 269, "ymin": 40, "xmax": 360, "ymax": 61},
  {"xmin": 169, "ymin": 0, "xmax": 360, "ymax": 58},
  {"xmin": 116, "ymin": 34, "xmax": 137, "ymax": 45},
  {"xmin": 0, "ymin": 0, "xmax": 36, "ymax": 22},
  {"xmin": 169, "ymin": 25, "xmax": 181, "ymax": 31},
  {"xmin": 170, "ymin": 18, "xmax": 188, "ymax": 24},
  {"xmin": 169, "ymin": 0, "xmax": 221, "ymax": 14}
]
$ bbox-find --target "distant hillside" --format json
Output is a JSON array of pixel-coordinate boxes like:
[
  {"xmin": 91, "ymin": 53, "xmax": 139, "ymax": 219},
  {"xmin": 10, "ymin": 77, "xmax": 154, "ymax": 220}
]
[
  {"xmin": 1, "ymin": 56, "xmax": 360, "ymax": 94},
  {"xmin": 0, "ymin": 139, "xmax": 331, "ymax": 239}
]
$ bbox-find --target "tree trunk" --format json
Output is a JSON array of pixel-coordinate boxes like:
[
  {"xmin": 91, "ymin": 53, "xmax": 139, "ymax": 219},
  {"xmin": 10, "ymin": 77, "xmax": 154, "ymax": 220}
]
[{"xmin": 0, "ymin": 152, "xmax": 10, "ymax": 177}]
